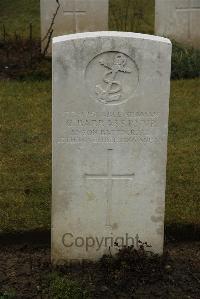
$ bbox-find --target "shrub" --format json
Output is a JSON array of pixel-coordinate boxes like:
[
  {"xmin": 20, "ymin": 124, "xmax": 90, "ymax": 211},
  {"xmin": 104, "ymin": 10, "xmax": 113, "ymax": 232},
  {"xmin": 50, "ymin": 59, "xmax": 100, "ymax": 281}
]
[{"xmin": 171, "ymin": 41, "xmax": 200, "ymax": 79}]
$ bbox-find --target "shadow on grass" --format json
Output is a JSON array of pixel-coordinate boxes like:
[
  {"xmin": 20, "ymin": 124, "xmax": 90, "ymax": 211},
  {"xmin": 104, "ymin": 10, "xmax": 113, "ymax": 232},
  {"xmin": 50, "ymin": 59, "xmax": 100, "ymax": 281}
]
[{"xmin": 0, "ymin": 224, "xmax": 199, "ymax": 247}]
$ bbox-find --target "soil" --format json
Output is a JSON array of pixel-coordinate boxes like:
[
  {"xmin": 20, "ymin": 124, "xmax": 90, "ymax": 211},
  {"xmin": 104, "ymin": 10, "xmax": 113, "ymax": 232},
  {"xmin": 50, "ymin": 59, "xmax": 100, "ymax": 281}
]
[{"xmin": 0, "ymin": 236, "xmax": 199, "ymax": 299}]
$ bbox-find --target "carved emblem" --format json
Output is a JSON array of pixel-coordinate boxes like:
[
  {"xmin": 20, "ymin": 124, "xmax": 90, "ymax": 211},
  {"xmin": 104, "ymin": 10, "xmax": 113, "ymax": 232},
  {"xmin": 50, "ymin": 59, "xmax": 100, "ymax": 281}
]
[
  {"xmin": 86, "ymin": 51, "xmax": 139, "ymax": 105},
  {"xmin": 96, "ymin": 54, "xmax": 132, "ymax": 104}
]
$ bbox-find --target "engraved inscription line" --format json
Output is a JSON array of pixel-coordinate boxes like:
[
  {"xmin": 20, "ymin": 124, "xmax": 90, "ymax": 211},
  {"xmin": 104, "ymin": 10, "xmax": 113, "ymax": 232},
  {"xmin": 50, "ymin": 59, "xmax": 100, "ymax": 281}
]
[
  {"xmin": 176, "ymin": 8, "xmax": 200, "ymax": 12},
  {"xmin": 58, "ymin": 111, "xmax": 161, "ymax": 144},
  {"xmin": 84, "ymin": 149, "xmax": 134, "ymax": 227}
]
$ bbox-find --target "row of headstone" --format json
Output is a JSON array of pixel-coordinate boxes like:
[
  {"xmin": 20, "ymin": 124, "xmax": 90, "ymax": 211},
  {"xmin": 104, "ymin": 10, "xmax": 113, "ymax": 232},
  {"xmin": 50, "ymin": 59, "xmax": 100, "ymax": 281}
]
[
  {"xmin": 41, "ymin": 0, "xmax": 108, "ymax": 54},
  {"xmin": 155, "ymin": 0, "xmax": 200, "ymax": 49},
  {"xmin": 52, "ymin": 31, "xmax": 172, "ymax": 263},
  {"xmin": 47, "ymin": 0, "xmax": 200, "ymax": 263},
  {"xmin": 41, "ymin": 0, "xmax": 200, "ymax": 54}
]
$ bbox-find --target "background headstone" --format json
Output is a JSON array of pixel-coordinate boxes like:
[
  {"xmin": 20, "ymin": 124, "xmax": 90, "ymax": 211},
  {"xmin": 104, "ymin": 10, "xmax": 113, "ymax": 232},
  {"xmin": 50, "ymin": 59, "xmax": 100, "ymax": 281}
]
[
  {"xmin": 52, "ymin": 32, "xmax": 172, "ymax": 263},
  {"xmin": 155, "ymin": 0, "xmax": 200, "ymax": 48},
  {"xmin": 40, "ymin": 0, "xmax": 108, "ymax": 54}
]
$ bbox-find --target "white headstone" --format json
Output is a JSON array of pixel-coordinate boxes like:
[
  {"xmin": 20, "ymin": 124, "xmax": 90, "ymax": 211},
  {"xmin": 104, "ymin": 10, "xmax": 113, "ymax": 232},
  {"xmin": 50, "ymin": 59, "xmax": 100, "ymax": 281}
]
[
  {"xmin": 40, "ymin": 0, "xmax": 108, "ymax": 54},
  {"xmin": 52, "ymin": 31, "xmax": 172, "ymax": 263},
  {"xmin": 155, "ymin": 0, "xmax": 200, "ymax": 48}
]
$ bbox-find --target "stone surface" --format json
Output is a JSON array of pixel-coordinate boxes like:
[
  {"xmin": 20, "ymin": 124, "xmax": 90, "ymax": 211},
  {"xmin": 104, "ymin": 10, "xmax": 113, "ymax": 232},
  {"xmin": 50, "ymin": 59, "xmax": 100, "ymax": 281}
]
[
  {"xmin": 40, "ymin": 0, "xmax": 108, "ymax": 54},
  {"xmin": 52, "ymin": 31, "xmax": 172, "ymax": 263},
  {"xmin": 155, "ymin": 0, "xmax": 200, "ymax": 48}
]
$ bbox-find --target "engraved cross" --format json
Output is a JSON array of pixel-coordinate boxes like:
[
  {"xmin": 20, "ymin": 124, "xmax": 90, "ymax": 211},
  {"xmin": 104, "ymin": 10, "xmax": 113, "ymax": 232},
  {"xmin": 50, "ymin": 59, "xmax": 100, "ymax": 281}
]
[
  {"xmin": 84, "ymin": 149, "xmax": 135, "ymax": 227},
  {"xmin": 176, "ymin": 0, "xmax": 200, "ymax": 39},
  {"xmin": 62, "ymin": 0, "xmax": 86, "ymax": 32}
]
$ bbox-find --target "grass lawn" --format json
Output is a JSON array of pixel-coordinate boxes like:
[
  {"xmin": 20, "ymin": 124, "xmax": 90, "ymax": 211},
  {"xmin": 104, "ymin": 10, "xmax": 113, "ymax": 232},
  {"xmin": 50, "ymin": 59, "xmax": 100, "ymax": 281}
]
[
  {"xmin": 0, "ymin": 81, "xmax": 51, "ymax": 232},
  {"xmin": 0, "ymin": 78, "xmax": 199, "ymax": 232},
  {"xmin": 0, "ymin": 0, "xmax": 154, "ymax": 39},
  {"xmin": 166, "ymin": 79, "xmax": 200, "ymax": 226},
  {"xmin": 0, "ymin": 0, "xmax": 40, "ymax": 39},
  {"xmin": 109, "ymin": 0, "xmax": 155, "ymax": 34}
]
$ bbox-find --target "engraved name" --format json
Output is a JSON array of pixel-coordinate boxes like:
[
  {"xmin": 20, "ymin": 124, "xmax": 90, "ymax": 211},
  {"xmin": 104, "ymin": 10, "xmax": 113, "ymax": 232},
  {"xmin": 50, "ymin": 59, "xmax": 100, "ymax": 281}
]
[{"xmin": 57, "ymin": 111, "xmax": 163, "ymax": 144}]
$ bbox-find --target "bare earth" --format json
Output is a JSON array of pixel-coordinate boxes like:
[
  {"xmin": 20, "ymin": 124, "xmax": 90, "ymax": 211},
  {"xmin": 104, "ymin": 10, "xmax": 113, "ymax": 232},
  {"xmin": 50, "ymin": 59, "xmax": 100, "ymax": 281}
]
[{"xmin": 0, "ymin": 238, "xmax": 199, "ymax": 298}]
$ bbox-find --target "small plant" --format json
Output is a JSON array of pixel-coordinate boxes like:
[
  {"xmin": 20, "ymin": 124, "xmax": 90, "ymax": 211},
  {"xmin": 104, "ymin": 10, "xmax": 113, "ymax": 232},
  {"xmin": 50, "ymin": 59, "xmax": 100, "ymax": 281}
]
[
  {"xmin": 98, "ymin": 240, "xmax": 168, "ymax": 291},
  {"xmin": 0, "ymin": 289, "xmax": 16, "ymax": 299},
  {"xmin": 49, "ymin": 273, "xmax": 91, "ymax": 299}
]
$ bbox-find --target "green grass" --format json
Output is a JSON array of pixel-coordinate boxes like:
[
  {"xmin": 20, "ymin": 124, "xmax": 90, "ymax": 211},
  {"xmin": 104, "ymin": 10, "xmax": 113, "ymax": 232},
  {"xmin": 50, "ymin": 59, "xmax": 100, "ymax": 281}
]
[
  {"xmin": 0, "ymin": 79, "xmax": 199, "ymax": 232},
  {"xmin": 0, "ymin": 81, "xmax": 51, "ymax": 232},
  {"xmin": 166, "ymin": 79, "xmax": 200, "ymax": 226},
  {"xmin": 0, "ymin": 0, "xmax": 40, "ymax": 39},
  {"xmin": 48, "ymin": 273, "xmax": 91, "ymax": 299},
  {"xmin": 109, "ymin": 0, "xmax": 155, "ymax": 33}
]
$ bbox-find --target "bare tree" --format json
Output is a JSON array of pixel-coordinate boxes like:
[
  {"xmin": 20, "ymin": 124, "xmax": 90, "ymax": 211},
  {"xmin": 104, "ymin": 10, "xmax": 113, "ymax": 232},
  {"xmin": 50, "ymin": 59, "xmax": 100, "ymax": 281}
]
[{"xmin": 42, "ymin": 0, "xmax": 61, "ymax": 56}]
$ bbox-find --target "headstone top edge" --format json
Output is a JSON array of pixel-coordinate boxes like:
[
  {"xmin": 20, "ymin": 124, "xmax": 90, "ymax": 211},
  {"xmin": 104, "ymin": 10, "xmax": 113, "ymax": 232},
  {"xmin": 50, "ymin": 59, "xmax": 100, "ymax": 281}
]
[{"xmin": 52, "ymin": 31, "xmax": 172, "ymax": 45}]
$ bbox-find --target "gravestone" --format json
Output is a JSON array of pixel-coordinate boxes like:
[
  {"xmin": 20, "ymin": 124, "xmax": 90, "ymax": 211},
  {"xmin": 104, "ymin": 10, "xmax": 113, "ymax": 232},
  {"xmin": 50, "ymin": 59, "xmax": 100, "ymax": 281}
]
[
  {"xmin": 52, "ymin": 31, "xmax": 172, "ymax": 263},
  {"xmin": 40, "ymin": 0, "xmax": 108, "ymax": 54},
  {"xmin": 155, "ymin": 0, "xmax": 200, "ymax": 48}
]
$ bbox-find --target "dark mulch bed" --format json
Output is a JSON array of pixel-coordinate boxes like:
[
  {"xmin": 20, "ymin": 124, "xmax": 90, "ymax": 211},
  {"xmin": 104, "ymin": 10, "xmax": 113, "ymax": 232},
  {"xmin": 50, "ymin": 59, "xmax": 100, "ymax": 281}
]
[
  {"xmin": 0, "ymin": 239, "xmax": 199, "ymax": 298},
  {"xmin": 0, "ymin": 38, "xmax": 51, "ymax": 80}
]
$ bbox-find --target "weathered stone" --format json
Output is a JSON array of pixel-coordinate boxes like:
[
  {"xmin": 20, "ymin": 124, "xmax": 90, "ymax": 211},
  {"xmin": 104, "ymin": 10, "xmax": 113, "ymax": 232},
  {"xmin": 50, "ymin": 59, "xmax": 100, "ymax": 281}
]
[
  {"xmin": 52, "ymin": 32, "xmax": 172, "ymax": 263},
  {"xmin": 155, "ymin": 0, "xmax": 200, "ymax": 48},
  {"xmin": 40, "ymin": 0, "xmax": 108, "ymax": 54}
]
